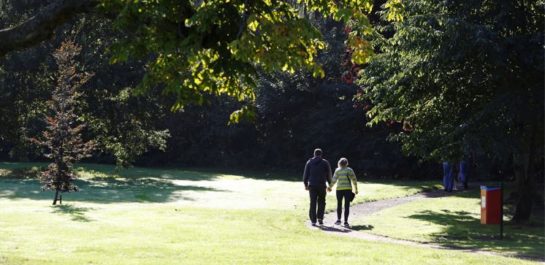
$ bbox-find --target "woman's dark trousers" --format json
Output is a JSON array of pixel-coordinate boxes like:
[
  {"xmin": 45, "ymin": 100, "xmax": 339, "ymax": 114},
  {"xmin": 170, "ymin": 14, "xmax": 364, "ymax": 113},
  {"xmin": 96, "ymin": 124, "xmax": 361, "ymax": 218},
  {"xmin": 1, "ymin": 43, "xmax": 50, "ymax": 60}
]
[{"xmin": 336, "ymin": 190, "xmax": 351, "ymax": 222}]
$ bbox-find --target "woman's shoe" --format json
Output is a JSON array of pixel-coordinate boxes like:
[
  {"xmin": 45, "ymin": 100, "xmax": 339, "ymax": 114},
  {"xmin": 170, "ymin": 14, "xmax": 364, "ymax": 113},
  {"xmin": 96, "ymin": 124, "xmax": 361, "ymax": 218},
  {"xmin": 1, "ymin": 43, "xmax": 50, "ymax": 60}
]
[
  {"xmin": 335, "ymin": 220, "xmax": 341, "ymax": 225},
  {"xmin": 343, "ymin": 222, "xmax": 350, "ymax": 228}
]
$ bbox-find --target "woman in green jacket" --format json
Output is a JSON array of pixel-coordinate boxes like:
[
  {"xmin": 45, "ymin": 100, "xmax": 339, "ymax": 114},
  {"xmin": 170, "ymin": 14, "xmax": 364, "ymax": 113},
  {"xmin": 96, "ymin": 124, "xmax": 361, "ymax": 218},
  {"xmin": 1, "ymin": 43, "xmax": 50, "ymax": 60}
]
[{"xmin": 331, "ymin": 157, "xmax": 358, "ymax": 227}]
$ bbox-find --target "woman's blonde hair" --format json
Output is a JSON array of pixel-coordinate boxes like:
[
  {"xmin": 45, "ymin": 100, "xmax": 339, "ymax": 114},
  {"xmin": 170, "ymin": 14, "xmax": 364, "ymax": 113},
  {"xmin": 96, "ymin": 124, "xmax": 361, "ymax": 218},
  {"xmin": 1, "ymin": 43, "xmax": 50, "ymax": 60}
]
[{"xmin": 337, "ymin": 157, "xmax": 348, "ymax": 168}]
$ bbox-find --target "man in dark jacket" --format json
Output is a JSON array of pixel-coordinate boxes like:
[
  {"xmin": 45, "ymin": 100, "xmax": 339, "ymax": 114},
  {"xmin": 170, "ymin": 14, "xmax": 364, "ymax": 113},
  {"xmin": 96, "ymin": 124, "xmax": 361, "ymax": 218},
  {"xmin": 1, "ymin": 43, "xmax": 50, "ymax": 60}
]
[{"xmin": 303, "ymin": 148, "xmax": 333, "ymax": 226}]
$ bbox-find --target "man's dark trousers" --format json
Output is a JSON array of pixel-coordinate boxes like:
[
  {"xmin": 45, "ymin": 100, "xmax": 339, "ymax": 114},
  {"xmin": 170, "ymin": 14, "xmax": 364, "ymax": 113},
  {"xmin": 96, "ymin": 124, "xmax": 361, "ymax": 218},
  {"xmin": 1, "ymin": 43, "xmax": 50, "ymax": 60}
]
[{"xmin": 309, "ymin": 186, "xmax": 326, "ymax": 223}]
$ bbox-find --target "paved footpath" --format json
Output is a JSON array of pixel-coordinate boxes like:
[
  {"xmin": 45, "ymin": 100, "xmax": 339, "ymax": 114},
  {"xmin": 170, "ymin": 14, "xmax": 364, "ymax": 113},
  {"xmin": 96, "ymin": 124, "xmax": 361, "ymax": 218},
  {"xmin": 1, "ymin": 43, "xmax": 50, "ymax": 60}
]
[{"xmin": 306, "ymin": 190, "xmax": 545, "ymax": 263}]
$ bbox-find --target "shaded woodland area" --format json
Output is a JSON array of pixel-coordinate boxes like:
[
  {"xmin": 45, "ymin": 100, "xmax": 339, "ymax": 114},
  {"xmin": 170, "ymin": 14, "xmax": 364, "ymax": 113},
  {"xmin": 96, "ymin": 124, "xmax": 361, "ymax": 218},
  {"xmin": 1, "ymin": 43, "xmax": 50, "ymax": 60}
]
[{"xmin": 0, "ymin": 0, "xmax": 435, "ymax": 178}]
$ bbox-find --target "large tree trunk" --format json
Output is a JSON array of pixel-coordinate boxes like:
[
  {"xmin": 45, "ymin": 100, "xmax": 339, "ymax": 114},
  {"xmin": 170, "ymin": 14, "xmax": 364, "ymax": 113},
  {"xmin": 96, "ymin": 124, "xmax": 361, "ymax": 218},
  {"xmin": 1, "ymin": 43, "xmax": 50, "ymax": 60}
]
[
  {"xmin": 512, "ymin": 125, "xmax": 537, "ymax": 223},
  {"xmin": 0, "ymin": 0, "xmax": 97, "ymax": 57},
  {"xmin": 512, "ymin": 152, "xmax": 533, "ymax": 222}
]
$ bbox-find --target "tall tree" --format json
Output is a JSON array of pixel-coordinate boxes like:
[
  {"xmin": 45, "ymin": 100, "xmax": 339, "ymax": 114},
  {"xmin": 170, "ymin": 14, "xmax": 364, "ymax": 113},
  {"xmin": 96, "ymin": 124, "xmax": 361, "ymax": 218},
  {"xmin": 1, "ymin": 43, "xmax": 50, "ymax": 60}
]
[
  {"xmin": 30, "ymin": 40, "xmax": 95, "ymax": 205},
  {"xmin": 360, "ymin": 0, "xmax": 544, "ymax": 222}
]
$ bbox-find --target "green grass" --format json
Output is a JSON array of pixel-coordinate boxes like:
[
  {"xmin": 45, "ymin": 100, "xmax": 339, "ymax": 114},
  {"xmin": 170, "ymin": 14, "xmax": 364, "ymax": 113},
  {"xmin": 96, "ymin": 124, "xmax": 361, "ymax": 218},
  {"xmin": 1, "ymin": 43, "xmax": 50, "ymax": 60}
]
[
  {"xmin": 0, "ymin": 162, "xmax": 540, "ymax": 264},
  {"xmin": 352, "ymin": 191, "xmax": 545, "ymax": 259}
]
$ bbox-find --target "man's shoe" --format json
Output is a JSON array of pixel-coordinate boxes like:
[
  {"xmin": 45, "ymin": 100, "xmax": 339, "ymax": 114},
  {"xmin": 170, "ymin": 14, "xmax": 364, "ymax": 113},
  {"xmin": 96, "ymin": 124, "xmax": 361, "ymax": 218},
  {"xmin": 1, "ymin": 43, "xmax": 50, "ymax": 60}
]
[
  {"xmin": 335, "ymin": 220, "xmax": 341, "ymax": 225},
  {"xmin": 343, "ymin": 222, "xmax": 350, "ymax": 228},
  {"xmin": 318, "ymin": 219, "xmax": 324, "ymax": 225},
  {"xmin": 311, "ymin": 221, "xmax": 317, "ymax": 226}
]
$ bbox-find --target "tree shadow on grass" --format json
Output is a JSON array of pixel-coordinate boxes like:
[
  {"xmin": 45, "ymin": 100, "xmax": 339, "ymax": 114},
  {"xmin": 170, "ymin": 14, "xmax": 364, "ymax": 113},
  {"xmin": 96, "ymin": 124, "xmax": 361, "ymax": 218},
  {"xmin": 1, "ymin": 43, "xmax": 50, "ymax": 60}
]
[
  {"xmin": 52, "ymin": 204, "xmax": 93, "ymax": 222},
  {"xmin": 76, "ymin": 165, "xmax": 221, "ymax": 182},
  {"xmin": 408, "ymin": 209, "xmax": 545, "ymax": 260},
  {"xmin": 75, "ymin": 175, "xmax": 227, "ymax": 203},
  {"xmin": 0, "ymin": 171, "xmax": 228, "ymax": 204}
]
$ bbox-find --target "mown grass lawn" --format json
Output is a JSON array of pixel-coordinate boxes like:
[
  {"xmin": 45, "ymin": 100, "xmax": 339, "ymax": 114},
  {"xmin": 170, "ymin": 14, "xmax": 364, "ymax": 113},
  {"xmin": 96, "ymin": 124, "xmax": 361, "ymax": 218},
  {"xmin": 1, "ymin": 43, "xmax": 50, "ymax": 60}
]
[
  {"xmin": 0, "ymin": 162, "xmax": 540, "ymax": 265},
  {"xmin": 353, "ymin": 190, "xmax": 545, "ymax": 260}
]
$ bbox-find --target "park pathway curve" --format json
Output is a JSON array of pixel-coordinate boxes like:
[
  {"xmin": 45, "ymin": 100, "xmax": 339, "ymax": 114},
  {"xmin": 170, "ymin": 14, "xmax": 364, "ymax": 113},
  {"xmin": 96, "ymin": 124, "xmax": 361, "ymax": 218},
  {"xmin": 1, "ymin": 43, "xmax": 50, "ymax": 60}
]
[{"xmin": 306, "ymin": 190, "xmax": 545, "ymax": 263}]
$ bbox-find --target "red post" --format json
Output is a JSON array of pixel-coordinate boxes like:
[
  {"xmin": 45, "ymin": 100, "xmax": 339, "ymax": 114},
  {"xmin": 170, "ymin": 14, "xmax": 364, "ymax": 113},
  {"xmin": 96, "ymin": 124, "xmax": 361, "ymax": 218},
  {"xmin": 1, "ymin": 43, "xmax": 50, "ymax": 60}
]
[{"xmin": 480, "ymin": 186, "xmax": 501, "ymax": 224}]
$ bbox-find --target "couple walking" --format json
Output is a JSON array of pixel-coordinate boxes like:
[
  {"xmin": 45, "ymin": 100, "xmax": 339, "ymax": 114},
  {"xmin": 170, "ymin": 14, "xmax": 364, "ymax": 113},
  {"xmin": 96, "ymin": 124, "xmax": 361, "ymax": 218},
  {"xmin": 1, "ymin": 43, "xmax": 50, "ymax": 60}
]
[{"xmin": 303, "ymin": 148, "xmax": 358, "ymax": 227}]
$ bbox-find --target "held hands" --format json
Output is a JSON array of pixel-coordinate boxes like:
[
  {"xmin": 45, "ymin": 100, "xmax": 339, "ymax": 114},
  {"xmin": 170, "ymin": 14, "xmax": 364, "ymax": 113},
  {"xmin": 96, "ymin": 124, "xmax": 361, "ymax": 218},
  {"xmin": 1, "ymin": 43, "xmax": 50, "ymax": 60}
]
[{"xmin": 304, "ymin": 186, "xmax": 333, "ymax": 192}]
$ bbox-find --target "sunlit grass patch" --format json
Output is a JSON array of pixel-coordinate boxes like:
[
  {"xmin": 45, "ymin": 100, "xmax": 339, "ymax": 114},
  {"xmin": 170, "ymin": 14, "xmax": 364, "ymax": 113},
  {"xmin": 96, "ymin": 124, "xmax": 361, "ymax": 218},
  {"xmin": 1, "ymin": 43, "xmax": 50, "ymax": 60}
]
[{"xmin": 353, "ymin": 191, "xmax": 545, "ymax": 259}]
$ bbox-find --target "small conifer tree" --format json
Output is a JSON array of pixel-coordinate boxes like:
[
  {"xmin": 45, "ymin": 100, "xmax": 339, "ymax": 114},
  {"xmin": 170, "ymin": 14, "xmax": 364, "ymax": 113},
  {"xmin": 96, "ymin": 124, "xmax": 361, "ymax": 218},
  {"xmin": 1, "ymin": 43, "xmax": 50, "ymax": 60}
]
[{"xmin": 30, "ymin": 40, "xmax": 95, "ymax": 205}]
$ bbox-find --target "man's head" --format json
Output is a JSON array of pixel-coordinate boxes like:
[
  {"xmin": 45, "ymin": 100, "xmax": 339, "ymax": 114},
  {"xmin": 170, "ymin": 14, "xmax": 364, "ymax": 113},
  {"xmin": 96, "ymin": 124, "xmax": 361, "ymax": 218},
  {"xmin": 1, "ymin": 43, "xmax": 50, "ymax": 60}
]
[{"xmin": 313, "ymin": 148, "xmax": 323, "ymax": 157}]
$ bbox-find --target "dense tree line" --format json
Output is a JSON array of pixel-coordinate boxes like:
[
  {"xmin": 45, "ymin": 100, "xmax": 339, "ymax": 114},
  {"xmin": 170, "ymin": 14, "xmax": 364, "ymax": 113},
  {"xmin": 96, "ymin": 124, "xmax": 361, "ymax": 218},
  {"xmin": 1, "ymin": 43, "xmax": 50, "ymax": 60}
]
[{"xmin": 143, "ymin": 72, "xmax": 435, "ymax": 178}]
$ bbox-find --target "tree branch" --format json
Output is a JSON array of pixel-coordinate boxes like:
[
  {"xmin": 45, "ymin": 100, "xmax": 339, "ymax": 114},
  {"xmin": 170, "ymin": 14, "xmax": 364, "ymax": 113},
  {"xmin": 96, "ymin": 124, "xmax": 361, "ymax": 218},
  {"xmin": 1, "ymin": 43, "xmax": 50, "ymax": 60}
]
[{"xmin": 0, "ymin": 0, "xmax": 98, "ymax": 57}]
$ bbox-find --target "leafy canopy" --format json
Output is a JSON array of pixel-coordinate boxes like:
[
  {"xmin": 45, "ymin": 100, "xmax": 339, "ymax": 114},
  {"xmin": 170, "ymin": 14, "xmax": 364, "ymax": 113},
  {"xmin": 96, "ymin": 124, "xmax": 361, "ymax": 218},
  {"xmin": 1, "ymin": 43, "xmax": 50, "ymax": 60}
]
[
  {"xmin": 99, "ymin": 0, "xmax": 404, "ymax": 118},
  {"xmin": 359, "ymin": 0, "xmax": 544, "ymax": 161}
]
